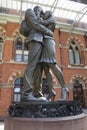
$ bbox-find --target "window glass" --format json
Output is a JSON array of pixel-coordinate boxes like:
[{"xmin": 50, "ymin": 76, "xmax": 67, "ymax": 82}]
[
  {"xmin": 15, "ymin": 77, "xmax": 23, "ymax": 85},
  {"xmin": 0, "ymin": 38, "xmax": 3, "ymax": 60},
  {"xmin": 14, "ymin": 94, "xmax": 21, "ymax": 102},
  {"xmin": 0, "ymin": 44, "xmax": 2, "ymax": 59},
  {"xmin": 14, "ymin": 88, "xmax": 21, "ymax": 93},
  {"xmin": 15, "ymin": 54, "xmax": 22, "ymax": 62},
  {"xmin": 24, "ymin": 43, "xmax": 28, "ymax": 50},
  {"xmin": 16, "ymin": 37, "xmax": 22, "ymax": 50},
  {"xmin": 69, "ymin": 46, "xmax": 74, "ymax": 64},
  {"xmin": 23, "ymin": 54, "xmax": 28, "ymax": 63},
  {"xmin": 14, "ymin": 77, "xmax": 23, "ymax": 102},
  {"xmin": 74, "ymin": 47, "xmax": 80, "ymax": 64}
]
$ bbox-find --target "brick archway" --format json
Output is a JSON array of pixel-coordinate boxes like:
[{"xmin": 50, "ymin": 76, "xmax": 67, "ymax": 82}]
[
  {"xmin": 70, "ymin": 74, "xmax": 87, "ymax": 108},
  {"xmin": 70, "ymin": 74, "xmax": 87, "ymax": 89},
  {"xmin": 8, "ymin": 71, "xmax": 24, "ymax": 85},
  {"xmin": 12, "ymin": 28, "xmax": 25, "ymax": 42},
  {"xmin": 67, "ymin": 36, "xmax": 84, "ymax": 48},
  {"xmin": 0, "ymin": 26, "xmax": 6, "ymax": 40},
  {"xmin": 12, "ymin": 28, "xmax": 20, "ymax": 39}
]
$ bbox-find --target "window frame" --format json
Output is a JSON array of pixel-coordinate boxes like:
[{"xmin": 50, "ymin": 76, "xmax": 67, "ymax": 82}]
[
  {"xmin": 68, "ymin": 40, "xmax": 84, "ymax": 66},
  {"xmin": 14, "ymin": 37, "xmax": 28, "ymax": 63}
]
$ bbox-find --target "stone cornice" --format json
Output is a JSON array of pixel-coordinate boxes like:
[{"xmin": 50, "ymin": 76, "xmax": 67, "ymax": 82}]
[
  {"xmin": 0, "ymin": 13, "xmax": 20, "ymax": 23},
  {"xmin": 0, "ymin": 13, "xmax": 87, "ymax": 35},
  {"xmin": 56, "ymin": 22, "xmax": 87, "ymax": 35}
]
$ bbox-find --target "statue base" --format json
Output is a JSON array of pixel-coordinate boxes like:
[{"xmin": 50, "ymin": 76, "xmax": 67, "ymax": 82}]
[
  {"xmin": 4, "ymin": 113, "xmax": 87, "ymax": 130},
  {"xmin": 8, "ymin": 100, "xmax": 82, "ymax": 118}
]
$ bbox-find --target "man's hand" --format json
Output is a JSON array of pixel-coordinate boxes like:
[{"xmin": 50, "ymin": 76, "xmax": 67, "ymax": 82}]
[{"xmin": 46, "ymin": 29, "xmax": 53, "ymax": 37}]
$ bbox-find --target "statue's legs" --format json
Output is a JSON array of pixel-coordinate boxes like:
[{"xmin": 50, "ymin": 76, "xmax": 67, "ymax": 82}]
[
  {"xmin": 23, "ymin": 41, "xmax": 43, "ymax": 99},
  {"xmin": 42, "ymin": 63, "xmax": 56, "ymax": 100},
  {"xmin": 33, "ymin": 62, "xmax": 56, "ymax": 100},
  {"xmin": 33, "ymin": 63, "xmax": 43, "ymax": 98},
  {"xmin": 48, "ymin": 63, "xmax": 69, "ymax": 100}
]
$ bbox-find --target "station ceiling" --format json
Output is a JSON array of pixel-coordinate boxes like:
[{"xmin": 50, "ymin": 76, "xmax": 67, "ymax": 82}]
[{"xmin": 0, "ymin": 0, "xmax": 87, "ymax": 31}]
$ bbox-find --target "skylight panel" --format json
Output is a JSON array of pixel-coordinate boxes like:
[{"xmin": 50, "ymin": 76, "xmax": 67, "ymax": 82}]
[
  {"xmin": 0, "ymin": 0, "xmax": 7, "ymax": 7},
  {"xmin": 45, "ymin": 6, "xmax": 51, "ymax": 11},
  {"xmin": 7, "ymin": 0, "xmax": 11, "ymax": 8},
  {"xmin": 12, "ymin": 1, "xmax": 20, "ymax": 10},
  {"xmin": 57, "ymin": 0, "xmax": 67, "ymax": 7},
  {"xmin": 54, "ymin": 9, "xmax": 77, "ymax": 21},
  {"xmin": 61, "ymin": 0, "xmax": 72, "ymax": 9},
  {"xmin": 57, "ymin": 0, "xmax": 86, "ymax": 12},
  {"xmin": 44, "ymin": 0, "xmax": 53, "ymax": 6},
  {"xmin": 22, "ymin": 2, "xmax": 27, "ymax": 11},
  {"xmin": 80, "ymin": 14, "xmax": 87, "ymax": 23},
  {"xmin": 57, "ymin": 9, "xmax": 64, "ymax": 18},
  {"xmin": 80, "ymin": 6, "xmax": 87, "ymax": 13},
  {"xmin": 75, "ymin": 3, "xmax": 86, "ymax": 11}
]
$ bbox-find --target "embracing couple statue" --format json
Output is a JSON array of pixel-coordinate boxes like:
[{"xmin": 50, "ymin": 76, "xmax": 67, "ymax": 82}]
[{"xmin": 20, "ymin": 6, "xmax": 69, "ymax": 101}]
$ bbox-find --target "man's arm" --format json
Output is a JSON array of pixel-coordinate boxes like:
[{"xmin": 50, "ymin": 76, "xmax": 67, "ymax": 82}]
[{"xmin": 25, "ymin": 9, "xmax": 53, "ymax": 37}]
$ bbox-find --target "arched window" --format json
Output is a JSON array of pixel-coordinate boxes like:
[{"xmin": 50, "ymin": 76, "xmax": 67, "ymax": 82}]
[
  {"xmin": 13, "ymin": 77, "xmax": 23, "ymax": 102},
  {"xmin": 0, "ymin": 38, "xmax": 3, "ymax": 60},
  {"xmin": 74, "ymin": 46, "xmax": 80, "ymax": 64},
  {"xmin": 68, "ymin": 46, "xmax": 74, "ymax": 65},
  {"xmin": 16, "ymin": 37, "xmax": 22, "ymax": 50},
  {"xmin": 15, "ymin": 37, "xmax": 22, "ymax": 62},
  {"xmin": 15, "ymin": 37, "xmax": 28, "ymax": 63},
  {"xmin": 73, "ymin": 80, "xmax": 85, "ymax": 107},
  {"xmin": 68, "ymin": 39, "xmax": 81, "ymax": 65}
]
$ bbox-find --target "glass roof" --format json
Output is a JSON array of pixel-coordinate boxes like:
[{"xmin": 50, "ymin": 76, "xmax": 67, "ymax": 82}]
[{"xmin": 0, "ymin": 0, "xmax": 87, "ymax": 30}]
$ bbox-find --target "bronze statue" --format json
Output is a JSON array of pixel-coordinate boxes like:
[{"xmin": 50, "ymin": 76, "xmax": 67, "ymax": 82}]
[
  {"xmin": 20, "ymin": 6, "xmax": 69, "ymax": 101},
  {"xmin": 20, "ymin": 6, "xmax": 53, "ymax": 100}
]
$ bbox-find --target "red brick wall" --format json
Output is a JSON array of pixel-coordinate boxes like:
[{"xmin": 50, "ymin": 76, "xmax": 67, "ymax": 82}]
[
  {"xmin": 0, "ymin": 88, "xmax": 12, "ymax": 116},
  {"xmin": 6, "ymin": 22, "xmax": 19, "ymax": 36},
  {"xmin": 3, "ymin": 40, "xmax": 13, "ymax": 62},
  {"xmin": 2, "ymin": 63, "xmax": 25, "ymax": 83}
]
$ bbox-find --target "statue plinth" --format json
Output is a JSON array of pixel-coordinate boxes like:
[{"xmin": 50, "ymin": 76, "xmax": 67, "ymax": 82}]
[{"xmin": 4, "ymin": 113, "xmax": 87, "ymax": 130}]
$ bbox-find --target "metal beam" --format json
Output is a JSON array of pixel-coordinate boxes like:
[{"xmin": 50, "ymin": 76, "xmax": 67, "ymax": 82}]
[
  {"xmin": 20, "ymin": 0, "xmax": 23, "ymax": 22},
  {"xmin": 51, "ymin": 0, "xmax": 59, "ymax": 13}
]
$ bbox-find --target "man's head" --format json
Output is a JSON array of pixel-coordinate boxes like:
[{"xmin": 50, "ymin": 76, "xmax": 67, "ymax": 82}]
[{"xmin": 33, "ymin": 6, "xmax": 43, "ymax": 18}]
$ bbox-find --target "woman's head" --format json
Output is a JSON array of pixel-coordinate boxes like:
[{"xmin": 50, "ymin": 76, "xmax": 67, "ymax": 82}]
[{"xmin": 44, "ymin": 11, "xmax": 52, "ymax": 19}]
